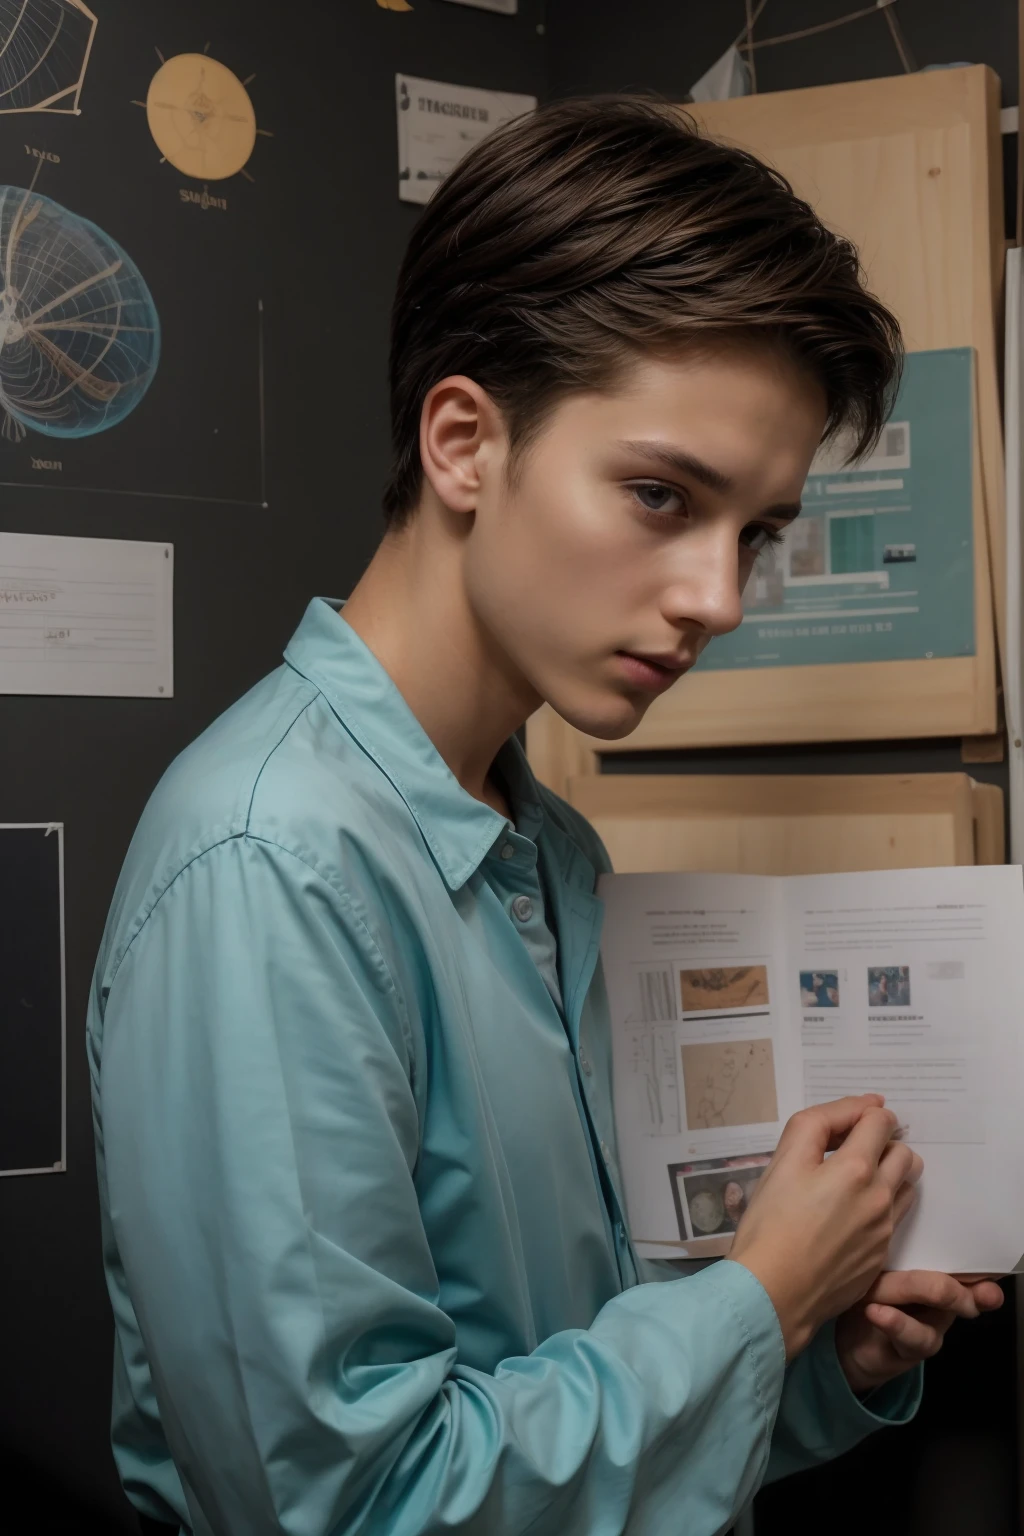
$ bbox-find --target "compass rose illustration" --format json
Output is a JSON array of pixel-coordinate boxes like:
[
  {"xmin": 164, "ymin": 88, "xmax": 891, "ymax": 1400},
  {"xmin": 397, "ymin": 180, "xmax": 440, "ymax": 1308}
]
[{"xmin": 132, "ymin": 42, "xmax": 272, "ymax": 183}]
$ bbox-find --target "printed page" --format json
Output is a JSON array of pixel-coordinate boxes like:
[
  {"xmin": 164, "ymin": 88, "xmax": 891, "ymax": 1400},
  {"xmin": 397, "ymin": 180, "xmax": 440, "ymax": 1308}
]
[
  {"xmin": 785, "ymin": 864, "xmax": 1024, "ymax": 1271},
  {"xmin": 599, "ymin": 871, "xmax": 801, "ymax": 1260},
  {"xmin": 0, "ymin": 531, "xmax": 173, "ymax": 698}
]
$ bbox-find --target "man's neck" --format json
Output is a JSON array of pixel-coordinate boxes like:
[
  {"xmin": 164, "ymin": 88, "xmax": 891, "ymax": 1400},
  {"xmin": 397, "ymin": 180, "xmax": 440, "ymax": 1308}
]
[{"xmin": 342, "ymin": 518, "xmax": 538, "ymax": 812}]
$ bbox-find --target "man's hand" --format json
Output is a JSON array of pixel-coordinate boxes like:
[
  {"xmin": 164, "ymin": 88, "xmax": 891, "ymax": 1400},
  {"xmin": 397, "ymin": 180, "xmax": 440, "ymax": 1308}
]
[
  {"xmin": 835, "ymin": 1270, "xmax": 1004, "ymax": 1395},
  {"xmin": 730, "ymin": 1096, "xmax": 922, "ymax": 1358}
]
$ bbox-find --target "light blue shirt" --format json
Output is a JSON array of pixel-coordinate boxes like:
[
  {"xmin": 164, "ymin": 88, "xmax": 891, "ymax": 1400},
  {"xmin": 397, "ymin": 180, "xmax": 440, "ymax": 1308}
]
[{"xmin": 88, "ymin": 598, "xmax": 919, "ymax": 1536}]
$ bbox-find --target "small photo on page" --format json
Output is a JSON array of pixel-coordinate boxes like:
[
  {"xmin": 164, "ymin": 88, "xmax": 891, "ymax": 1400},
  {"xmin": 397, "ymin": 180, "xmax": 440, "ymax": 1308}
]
[
  {"xmin": 799, "ymin": 970, "xmax": 840, "ymax": 1008},
  {"xmin": 867, "ymin": 965, "xmax": 911, "ymax": 1008},
  {"xmin": 680, "ymin": 965, "xmax": 769, "ymax": 1013},
  {"xmin": 668, "ymin": 1155, "xmax": 772, "ymax": 1240}
]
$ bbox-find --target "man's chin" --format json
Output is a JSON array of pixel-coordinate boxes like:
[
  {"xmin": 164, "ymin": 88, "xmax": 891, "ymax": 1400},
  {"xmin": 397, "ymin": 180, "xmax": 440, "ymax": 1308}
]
[{"xmin": 547, "ymin": 689, "xmax": 651, "ymax": 744}]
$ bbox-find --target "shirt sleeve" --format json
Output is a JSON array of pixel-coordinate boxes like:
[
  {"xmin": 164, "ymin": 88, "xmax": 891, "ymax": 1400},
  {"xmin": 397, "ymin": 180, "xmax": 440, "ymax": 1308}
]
[
  {"xmin": 635, "ymin": 1258, "xmax": 921, "ymax": 1482},
  {"xmin": 765, "ymin": 1323, "xmax": 922, "ymax": 1484},
  {"xmin": 98, "ymin": 834, "xmax": 791, "ymax": 1536}
]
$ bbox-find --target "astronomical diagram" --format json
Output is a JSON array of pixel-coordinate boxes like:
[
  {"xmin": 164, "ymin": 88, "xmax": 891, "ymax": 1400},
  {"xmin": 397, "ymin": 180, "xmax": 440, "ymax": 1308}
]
[
  {"xmin": 0, "ymin": 0, "xmax": 97, "ymax": 115},
  {"xmin": 136, "ymin": 45, "xmax": 271, "ymax": 184},
  {"xmin": 0, "ymin": 184, "xmax": 160, "ymax": 441}
]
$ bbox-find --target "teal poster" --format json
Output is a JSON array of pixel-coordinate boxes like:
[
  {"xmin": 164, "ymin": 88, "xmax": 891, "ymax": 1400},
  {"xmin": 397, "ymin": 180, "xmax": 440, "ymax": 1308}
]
[{"xmin": 697, "ymin": 348, "xmax": 975, "ymax": 672}]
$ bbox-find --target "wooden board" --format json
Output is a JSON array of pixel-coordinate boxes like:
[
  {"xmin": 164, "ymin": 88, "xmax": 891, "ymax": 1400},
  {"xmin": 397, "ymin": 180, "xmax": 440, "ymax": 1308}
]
[
  {"xmin": 566, "ymin": 772, "xmax": 1003, "ymax": 875},
  {"xmin": 971, "ymin": 780, "xmax": 1007, "ymax": 864},
  {"xmin": 527, "ymin": 68, "xmax": 1003, "ymax": 784}
]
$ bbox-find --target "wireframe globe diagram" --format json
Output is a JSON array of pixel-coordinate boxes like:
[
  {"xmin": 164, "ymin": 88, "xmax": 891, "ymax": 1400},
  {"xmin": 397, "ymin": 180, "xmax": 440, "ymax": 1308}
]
[
  {"xmin": 0, "ymin": 0, "xmax": 97, "ymax": 114},
  {"xmin": 0, "ymin": 185, "xmax": 160, "ymax": 440}
]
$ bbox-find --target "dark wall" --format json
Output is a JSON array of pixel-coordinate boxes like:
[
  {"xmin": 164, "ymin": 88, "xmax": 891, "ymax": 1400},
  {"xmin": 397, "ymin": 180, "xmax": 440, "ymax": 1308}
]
[
  {"xmin": 549, "ymin": 0, "xmax": 1017, "ymax": 104},
  {"xmin": 0, "ymin": 2, "xmax": 546, "ymax": 1530},
  {"xmin": 547, "ymin": 4, "xmax": 1019, "ymax": 1536},
  {"xmin": 549, "ymin": 0, "xmax": 1019, "ymax": 238},
  {"xmin": 3, "ymin": 2, "xmax": 1018, "ymax": 1531}
]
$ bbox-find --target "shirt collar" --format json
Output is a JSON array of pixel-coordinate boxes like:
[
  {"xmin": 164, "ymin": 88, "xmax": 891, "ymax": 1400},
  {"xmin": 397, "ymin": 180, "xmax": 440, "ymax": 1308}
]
[{"xmin": 283, "ymin": 598, "xmax": 545, "ymax": 891}]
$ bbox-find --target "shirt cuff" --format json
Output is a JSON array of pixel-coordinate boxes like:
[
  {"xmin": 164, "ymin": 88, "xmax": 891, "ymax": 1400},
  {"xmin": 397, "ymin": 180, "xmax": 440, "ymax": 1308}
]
[
  {"xmin": 795, "ymin": 1318, "xmax": 922, "ymax": 1440},
  {"xmin": 705, "ymin": 1259, "xmax": 788, "ymax": 1411}
]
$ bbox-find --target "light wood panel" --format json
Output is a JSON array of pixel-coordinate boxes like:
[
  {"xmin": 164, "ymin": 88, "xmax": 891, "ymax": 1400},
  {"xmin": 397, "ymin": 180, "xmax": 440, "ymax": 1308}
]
[
  {"xmin": 971, "ymin": 780, "xmax": 1006, "ymax": 864},
  {"xmin": 567, "ymin": 772, "xmax": 1003, "ymax": 875},
  {"xmin": 527, "ymin": 68, "xmax": 1002, "ymax": 783}
]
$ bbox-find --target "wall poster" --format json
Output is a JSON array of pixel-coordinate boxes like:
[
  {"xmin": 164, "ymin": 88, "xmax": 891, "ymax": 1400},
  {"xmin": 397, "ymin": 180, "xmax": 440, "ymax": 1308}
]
[{"xmin": 699, "ymin": 349, "xmax": 975, "ymax": 672}]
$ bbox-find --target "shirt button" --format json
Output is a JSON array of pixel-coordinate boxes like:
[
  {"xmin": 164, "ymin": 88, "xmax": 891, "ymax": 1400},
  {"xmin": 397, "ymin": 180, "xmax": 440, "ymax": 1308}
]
[
  {"xmin": 511, "ymin": 894, "xmax": 534, "ymax": 923},
  {"xmin": 600, "ymin": 1140, "xmax": 612, "ymax": 1161},
  {"xmin": 500, "ymin": 842, "xmax": 516, "ymax": 860},
  {"xmin": 580, "ymin": 1050, "xmax": 593, "ymax": 1076}
]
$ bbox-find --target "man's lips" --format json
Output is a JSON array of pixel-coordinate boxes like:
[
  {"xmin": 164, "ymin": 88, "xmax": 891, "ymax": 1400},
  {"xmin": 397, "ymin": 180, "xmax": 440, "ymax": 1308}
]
[{"xmin": 615, "ymin": 651, "xmax": 694, "ymax": 691}]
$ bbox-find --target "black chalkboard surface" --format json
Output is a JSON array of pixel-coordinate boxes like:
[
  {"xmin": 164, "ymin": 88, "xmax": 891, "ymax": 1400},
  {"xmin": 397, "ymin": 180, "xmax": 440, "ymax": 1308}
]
[{"xmin": 0, "ymin": 824, "xmax": 64, "ymax": 1176}]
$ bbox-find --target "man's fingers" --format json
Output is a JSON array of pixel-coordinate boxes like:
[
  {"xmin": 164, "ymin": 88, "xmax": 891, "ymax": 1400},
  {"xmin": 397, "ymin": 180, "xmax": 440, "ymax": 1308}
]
[
  {"xmin": 876, "ymin": 1141, "xmax": 922, "ymax": 1193},
  {"xmin": 966, "ymin": 1280, "xmax": 1005, "ymax": 1312},
  {"xmin": 892, "ymin": 1180, "xmax": 917, "ymax": 1228},
  {"xmin": 864, "ymin": 1303, "xmax": 951, "ymax": 1359},
  {"xmin": 778, "ymin": 1095, "xmax": 886, "ymax": 1159},
  {"xmin": 865, "ymin": 1269, "xmax": 978, "ymax": 1317},
  {"xmin": 832, "ymin": 1105, "xmax": 900, "ymax": 1170}
]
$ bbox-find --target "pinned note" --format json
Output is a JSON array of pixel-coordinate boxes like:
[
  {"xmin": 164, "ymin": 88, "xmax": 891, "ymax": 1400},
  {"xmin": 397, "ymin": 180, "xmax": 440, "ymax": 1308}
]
[
  {"xmin": 397, "ymin": 74, "xmax": 536, "ymax": 204},
  {"xmin": 0, "ymin": 531, "xmax": 173, "ymax": 698}
]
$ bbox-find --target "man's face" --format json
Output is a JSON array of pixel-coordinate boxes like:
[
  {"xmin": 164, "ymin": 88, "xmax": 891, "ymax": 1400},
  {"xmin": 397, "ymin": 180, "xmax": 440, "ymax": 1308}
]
[{"xmin": 463, "ymin": 344, "xmax": 828, "ymax": 740}]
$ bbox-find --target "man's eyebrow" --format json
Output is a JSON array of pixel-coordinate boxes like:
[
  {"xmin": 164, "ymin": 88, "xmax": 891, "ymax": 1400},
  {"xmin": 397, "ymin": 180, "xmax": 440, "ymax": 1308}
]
[
  {"xmin": 616, "ymin": 438, "xmax": 802, "ymax": 521},
  {"xmin": 763, "ymin": 502, "xmax": 802, "ymax": 523},
  {"xmin": 617, "ymin": 439, "xmax": 734, "ymax": 494}
]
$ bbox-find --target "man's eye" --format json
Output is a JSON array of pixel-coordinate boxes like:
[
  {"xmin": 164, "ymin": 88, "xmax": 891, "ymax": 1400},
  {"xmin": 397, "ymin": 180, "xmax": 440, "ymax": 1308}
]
[
  {"xmin": 631, "ymin": 482, "xmax": 685, "ymax": 516},
  {"xmin": 741, "ymin": 524, "xmax": 786, "ymax": 554}
]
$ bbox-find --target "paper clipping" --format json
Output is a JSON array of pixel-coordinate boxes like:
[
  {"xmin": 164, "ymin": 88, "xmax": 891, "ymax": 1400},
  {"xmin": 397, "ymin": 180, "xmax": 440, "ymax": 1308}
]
[
  {"xmin": 0, "ymin": 531, "xmax": 173, "ymax": 698},
  {"xmin": 397, "ymin": 74, "xmax": 536, "ymax": 204},
  {"xmin": 600, "ymin": 864, "xmax": 1024, "ymax": 1273}
]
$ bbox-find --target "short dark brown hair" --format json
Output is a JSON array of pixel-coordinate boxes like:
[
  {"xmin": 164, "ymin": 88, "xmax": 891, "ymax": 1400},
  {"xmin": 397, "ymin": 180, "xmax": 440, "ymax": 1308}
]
[{"xmin": 383, "ymin": 94, "xmax": 902, "ymax": 527}]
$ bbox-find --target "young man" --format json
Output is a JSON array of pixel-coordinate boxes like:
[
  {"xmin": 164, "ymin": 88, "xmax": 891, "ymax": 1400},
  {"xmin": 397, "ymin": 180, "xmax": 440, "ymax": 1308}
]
[{"xmin": 89, "ymin": 98, "xmax": 1001, "ymax": 1536}]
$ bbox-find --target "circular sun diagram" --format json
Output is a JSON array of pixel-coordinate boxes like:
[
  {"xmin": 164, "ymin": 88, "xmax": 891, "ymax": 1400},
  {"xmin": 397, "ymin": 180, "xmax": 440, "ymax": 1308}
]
[{"xmin": 146, "ymin": 54, "xmax": 258, "ymax": 182}]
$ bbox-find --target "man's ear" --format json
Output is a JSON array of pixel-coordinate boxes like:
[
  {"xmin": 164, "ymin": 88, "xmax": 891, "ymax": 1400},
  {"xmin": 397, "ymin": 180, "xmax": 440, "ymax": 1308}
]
[{"xmin": 419, "ymin": 375, "xmax": 505, "ymax": 514}]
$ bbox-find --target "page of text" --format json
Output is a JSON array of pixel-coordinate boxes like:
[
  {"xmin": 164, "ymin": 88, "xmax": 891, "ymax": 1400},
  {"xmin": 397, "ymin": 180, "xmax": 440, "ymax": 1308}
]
[{"xmin": 785, "ymin": 865, "xmax": 1024, "ymax": 1270}]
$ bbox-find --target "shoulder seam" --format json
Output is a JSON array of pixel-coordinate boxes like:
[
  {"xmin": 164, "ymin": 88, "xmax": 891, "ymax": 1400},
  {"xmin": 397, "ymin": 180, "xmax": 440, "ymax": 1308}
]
[
  {"xmin": 107, "ymin": 831, "xmax": 414, "ymax": 1065},
  {"xmin": 244, "ymin": 692, "xmax": 319, "ymax": 833},
  {"xmin": 106, "ymin": 686, "xmax": 320, "ymax": 987}
]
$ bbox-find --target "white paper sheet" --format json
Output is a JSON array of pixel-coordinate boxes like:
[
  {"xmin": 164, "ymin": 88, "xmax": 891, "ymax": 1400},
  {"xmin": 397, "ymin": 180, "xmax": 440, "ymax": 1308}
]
[
  {"xmin": 600, "ymin": 864, "xmax": 1024, "ymax": 1273},
  {"xmin": 0, "ymin": 531, "xmax": 173, "ymax": 698},
  {"xmin": 396, "ymin": 74, "xmax": 536, "ymax": 205},
  {"xmin": 688, "ymin": 45, "xmax": 750, "ymax": 104}
]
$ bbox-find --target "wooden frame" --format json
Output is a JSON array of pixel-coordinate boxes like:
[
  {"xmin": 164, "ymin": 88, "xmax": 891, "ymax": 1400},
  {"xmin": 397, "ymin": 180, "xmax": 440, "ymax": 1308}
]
[
  {"xmin": 527, "ymin": 68, "xmax": 1003, "ymax": 786},
  {"xmin": 565, "ymin": 772, "xmax": 1004, "ymax": 875}
]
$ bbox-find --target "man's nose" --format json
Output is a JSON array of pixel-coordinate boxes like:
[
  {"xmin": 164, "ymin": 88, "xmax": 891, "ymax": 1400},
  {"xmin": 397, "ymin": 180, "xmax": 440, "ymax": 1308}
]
[{"xmin": 660, "ymin": 528, "xmax": 745, "ymax": 639}]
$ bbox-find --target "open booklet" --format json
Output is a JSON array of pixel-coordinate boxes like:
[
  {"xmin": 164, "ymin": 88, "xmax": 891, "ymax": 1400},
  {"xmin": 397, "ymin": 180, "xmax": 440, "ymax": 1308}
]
[{"xmin": 598, "ymin": 864, "xmax": 1024, "ymax": 1274}]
